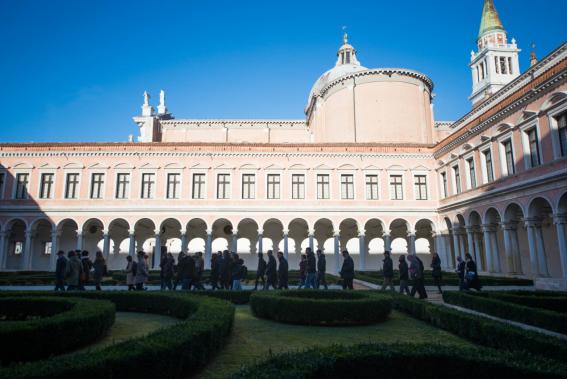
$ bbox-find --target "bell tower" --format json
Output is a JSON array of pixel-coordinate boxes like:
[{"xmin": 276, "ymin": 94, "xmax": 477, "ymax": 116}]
[{"xmin": 469, "ymin": 0, "xmax": 520, "ymax": 107}]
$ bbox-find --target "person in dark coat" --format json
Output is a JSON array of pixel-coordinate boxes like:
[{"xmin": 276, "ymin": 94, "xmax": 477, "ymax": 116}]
[
  {"xmin": 339, "ymin": 250, "xmax": 355, "ymax": 290},
  {"xmin": 277, "ymin": 251, "xmax": 289, "ymax": 289},
  {"xmin": 456, "ymin": 256, "xmax": 466, "ymax": 291},
  {"xmin": 254, "ymin": 251, "xmax": 266, "ymax": 290},
  {"xmin": 220, "ymin": 250, "xmax": 231, "ymax": 289},
  {"xmin": 297, "ymin": 254, "xmax": 307, "ymax": 289},
  {"xmin": 182, "ymin": 253, "xmax": 195, "ymax": 290},
  {"xmin": 231, "ymin": 254, "xmax": 243, "ymax": 290},
  {"xmin": 66, "ymin": 250, "xmax": 83, "ymax": 291},
  {"xmin": 305, "ymin": 248, "xmax": 317, "ymax": 289},
  {"xmin": 430, "ymin": 252, "xmax": 443, "ymax": 293},
  {"xmin": 409, "ymin": 255, "xmax": 427, "ymax": 299},
  {"xmin": 465, "ymin": 253, "xmax": 482, "ymax": 291},
  {"xmin": 161, "ymin": 253, "xmax": 175, "ymax": 290},
  {"xmin": 210, "ymin": 252, "xmax": 220, "ymax": 290},
  {"xmin": 173, "ymin": 252, "xmax": 185, "ymax": 290},
  {"xmin": 193, "ymin": 252, "xmax": 205, "ymax": 290},
  {"xmin": 398, "ymin": 255, "xmax": 410, "ymax": 295},
  {"xmin": 92, "ymin": 251, "xmax": 107, "ymax": 291},
  {"xmin": 80, "ymin": 250, "xmax": 93, "ymax": 290},
  {"xmin": 265, "ymin": 250, "xmax": 278, "ymax": 290},
  {"xmin": 316, "ymin": 249, "xmax": 328, "ymax": 289},
  {"xmin": 381, "ymin": 251, "xmax": 395, "ymax": 291},
  {"xmin": 54, "ymin": 250, "xmax": 67, "ymax": 291}
]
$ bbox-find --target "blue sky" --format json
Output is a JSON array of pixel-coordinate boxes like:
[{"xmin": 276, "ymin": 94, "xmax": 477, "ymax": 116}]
[{"xmin": 0, "ymin": 0, "xmax": 565, "ymax": 143}]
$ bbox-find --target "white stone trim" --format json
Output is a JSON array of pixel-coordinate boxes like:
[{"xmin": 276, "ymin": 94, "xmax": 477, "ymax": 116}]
[
  {"xmin": 497, "ymin": 132, "xmax": 516, "ymax": 177},
  {"xmin": 462, "ymin": 152, "xmax": 476, "ymax": 191},
  {"xmin": 189, "ymin": 170, "xmax": 207, "ymax": 200},
  {"xmin": 62, "ymin": 169, "xmax": 81, "ymax": 200},
  {"xmin": 546, "ymin": 99, "xmax": 567, "ymax": 159},
  {"xmin": 36, "ymin": 167, "xmax": 57, "ymax": 200},
  {"xmin": 87, "ymin": 170, "xmax": 107, "ymax": 200},
  {"xmin": 163, "ymin": 167, "xmax": 183, "ymax": 200},
  {"xmin": 519, "ymin": 119, "xmax": 544, "ymax": 170},
  {"xmin": 480, "ymin": 145, "xmax": 494, "ymax": 185},
  {"xmin": 114, "ymin": 169, "xmax": 133, "ymax": 200}
]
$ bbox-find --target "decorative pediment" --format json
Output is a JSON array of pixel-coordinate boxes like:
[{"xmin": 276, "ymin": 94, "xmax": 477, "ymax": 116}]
[
  {"xmin": 363, "ymin": 165, "xmax": 380, "ymax": 171},
  {"xmin": 313, "ymin": 164, "xmax": 333, "ymax": 170},
  {"xmin": 437, "ymin": 160, "xmax": 445, "ymax": 166},
  {"xmin": 541, "ymin": 91, "xmax": 567, "ymax": 111},
  {"xmin": 337, "ymin": 164, "xmax": 357, "ymax": 170},
  {"xmin": 139, "ymin": 162, "xmax": 160, "ymax": 170},
  {"xmin": 12, "ymin": 162, "xmax": 34, "ymax": 169},
  {"xmin": 411, "ymin": 165, "xmax": 429, "ymax": 171},
  {"xmin": 113, "ymin": 163, "xmax": 135, "ymax": 169},
  {"xmin": 87, "ymin": 163, "xmax": 109, "ymax": 170},
  {"xmin": 239, "ymin": 164, "xmax": 259, "ymax": 170},
  {"xmin": 38, "ymin": 163, "xmax": 59, "ymax": 169},
  {"xmin": 214, "ymin": 163, "xmax": 235, "ymax": 170},
  {"xmin": 386, "ymin": 165, "xmax": 404, "ymax": 171},
  {"xmin": 189, "ymin": 163, "xmax": 210, "ymax": 170},
  {"xmin": 264, "ymin": 164, "xmax": 284, "ymax": 171},
  {"xmin": 516, "ymin": 110, "xmax": 537, "ymax": 125},
  {"xmin": 497, "ymin": 123, "xmax": 513, "ymax": 132},
  {"xmin": 288, "ymin": 164, "xmax": 308, "ymax": 170},
  {"xmin": 480, "ymin": 135, "xmax": 491, "ymax": 142},
  {"xmin": 164, "ymin": 163, "xmax": 184, "ymax": 169},
  {"xmin": 63, "ymin": 162, "xmax": 84, "ymax": 169},
  {"xmin": 450, "ymin": 153, "xmax": 458, "ymax": 159},
  {"xmin": 462, "ymin": 143, "xmax": 473, "ymax": 151}
]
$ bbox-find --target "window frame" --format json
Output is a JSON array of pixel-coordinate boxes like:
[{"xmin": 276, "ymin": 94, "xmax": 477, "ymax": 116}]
[
  {"xmin": 364, "ymin": 173, "xmax": 379, "ymax": 200},
  {"xmin": 191, "ymin": 171, "xmax": 207, "ymax": 200},
  {"xmin": 89, "ymin": 171, "xmax": 106, "ymax": 200},
  {"xmin": 316, "ymin": 173, "xmax": 330, "ymax": 200},
  {"xmin": 452, "ymin": 164, "xmax": 462, "ymax": 195},
  {"xmin": 463, "ymin": 153, "xmax": 477, "ymax": 190},
  {"xmin": 291, "ymin": 173, "xmax": 305, "ymax": 200},
  {"xmin": 439, "ymin": 170, "xmax": 448, "ymax": 198},
  {"xmin": 13, "ymin": 171, "xmax": 31, "ymax": 200},
  {"xmin": 216, "ymin": 172, "xmax": 232, "ymax": 200},
  {"xmin": 165, "ymin": 171, "xmax": 182, "ymax": 199},
  {"xmin": 140, "ymin": 172, "xmax": 156, "ymax": 199},
  {"xmin": 241, "ymin": 172, "xmax": 256, "ymax": 200},
  {"xmin": 64, "ymin": 172, "xmax": 81, "ymax": 199},
  {"xmin": 115, "ymin": 171, "xmax": 131, "ymax": 199},
  {"xmin": 340, "ymin": 173, "xmax": 355, "ymax": 200},
  {"xmin": 389, "ymin": 174, "xmax": 404, "ymax": 200},
  {"xmin": 266, "ymin": 173, "xmax": 281, "ymax": 200},
  {"xmin": 547, "ymin": 101, "xmax": 567, "ymax": 159},
  {"xmin": 480, "ymin": 146, "xmax": 495, "ymax": 184},
  {"xmin": 37, "ymin": 169, "xmax": 56, "ymax": 199},
  {"xmin": 498, "ymin": 133, "xmax": 516, "ymax": 177},
  {"xmin": 413, "ymin": 174, "xmax": 428, "ymax": 200},
  {"xmin": 519, "ymin": 121, "xmax": 543, "ymax": 170}
]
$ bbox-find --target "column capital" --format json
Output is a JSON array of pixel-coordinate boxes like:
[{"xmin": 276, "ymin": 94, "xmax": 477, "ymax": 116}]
[
  {"xmin": 258, "ymin": 229, "xmax": 264, "ymax": 236},
  {"xmin": 180, "ymin": 229, "xmax": 187, "ymax": 235},
  {"xmin": 524, "ymin": 218, "xmax": 540, "ymax": 228},
  {"xmin": 25, "ymin": 230, "xmax": 34, "ymax": 238},
  {"xmin": 76, "ymin": 231, "xmax": 83, "ymax": 237},
  {"xmin": 128, "ymin": 229, "xmax": 135, "ymax": 236},
  {"xmin": 381, "ymin": 232, "xmax": 390, "ymax": 238},
  {"xmin": 481, "ymin": 224, "xmax": 496, "ymax": 233},
  {"xmin": 554, "ymin": 214, "xmax": 567, "ymax": 225},
  {"xmin": 308, "ymin": 230, "xmax": 315, "ymax": 236},
  {"xmin": 407, "ymin": 232, "xmax": 416, "ymax": 238},
  {"xmin": 51, "ymin": 230, "xmax": 62, "ymax": 238},
  {"xmin": 500, "ymin": 222, "xmax": 518, "ymax": 231},
  {"xmin": 282, "ymin": 229, "xmax": 289, "ymax": 235},
  {"xmin": 333, "ymin": 231, "xmax": 340, "ymax": 237},
  {"xmin": 153, "ymin": 229, "xmax": 161, "ymax": 236},
  {"xmin": 206, "ymin": 228, "xmax": 213, "ymax": 235},
  {"xmin": 358, "ymin": 231, "xmax": 365, "ymax": 238}
]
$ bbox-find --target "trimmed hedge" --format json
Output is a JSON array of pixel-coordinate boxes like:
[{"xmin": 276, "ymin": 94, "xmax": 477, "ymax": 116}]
[
  {"xmin": 231, "ymin": 343, "xmax": 567, "ymax": 378},
  {"xmin": 356, "ymin": 270, "xmax": 533, "ymax": 286},
  {"xmin": 391, "ymin": 293, "xmax": 567, "ymax": 362},
  {"xmin": 191, "ymin": 290, "xmax": 252, "ymax": 304},
  {"xmin": 443, "ymin": 291, "xmax": 567, "ymax": 334},
  {"xmin": 0, "ymin": 297, "xmax": 115, "ymax": 365},
  {"xmin": 0, "ymin": 292, "xmax": 234, "ymax": 379},
  {"xmin": 250, "ymin": 290, "xmax": 391, "ymax": 326},
  {"xmin": 484, "ymin": 291, "xmax": 567, "ymax": 313}
]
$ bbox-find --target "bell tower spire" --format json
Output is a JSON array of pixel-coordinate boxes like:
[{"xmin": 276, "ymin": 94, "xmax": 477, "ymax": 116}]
[
  {"xmin": 469, "ymin": 0, "xmax": 521, "ymax": 107},
  {"xmin": 336, "ymin": 27, "xmax": 361, "ymax": 67}
]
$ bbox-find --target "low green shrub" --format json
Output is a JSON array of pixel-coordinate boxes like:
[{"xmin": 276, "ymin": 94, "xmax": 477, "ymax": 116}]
[
  {"xmin": 392, "ymin": 293, "xmax": 567, "ymax": 362},
  {"xmin": 191, "ymin": 290, "xmax": 252, "ymax": 304},
  {"xmin": 356, "ymin": 270, "xmax": 533, "ymax": 286},
  {"xmin": 484, "ymin": 291, "xmax": 567, "ymax": 313},
  {"xmin": 250, "ymin": 290, "xmax": 391, "ymax": 326},
  {"xmin": 443, "ymin": 291, "xmax": 567, "ymax": 334},
  {"xmin": 0, "ymin": 292, "xmax": 234, "ymax": 379},
  {"xmin": 230, "ymin": 343, "xmax": 567, "ymax": 378},
  {"xmin": 0, "ymin": 296, "xmax": 115, "ymax": 365}
]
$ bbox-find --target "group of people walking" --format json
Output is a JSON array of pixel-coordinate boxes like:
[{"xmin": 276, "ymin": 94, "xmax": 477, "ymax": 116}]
[
  {"xmin": 55, "ymin": 245, "xmax": 481, "ymax": 295},
  {"xmin": 55, "ymin": 249, "xmax": 108, "ymax": 291}
]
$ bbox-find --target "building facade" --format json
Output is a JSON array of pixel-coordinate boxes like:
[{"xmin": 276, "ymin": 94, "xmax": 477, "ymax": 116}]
[{"xmin": 1, "ymin": 0, "xmax": 566, "ymax": 289}]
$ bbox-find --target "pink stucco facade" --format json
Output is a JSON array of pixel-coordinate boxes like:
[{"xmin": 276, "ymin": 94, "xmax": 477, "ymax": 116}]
[{"xmin": 1, "ymin": 21, "xmax": 566, "ymax": 289}]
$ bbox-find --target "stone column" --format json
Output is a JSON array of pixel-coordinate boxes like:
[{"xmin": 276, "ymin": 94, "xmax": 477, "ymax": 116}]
[
  {"xmin": 205, "ymin": 230, "xmax": 212, "ymax": 270},
  {"xmin": 490, "ymin": 228, "xmax": 501, "ymax": 273},
  {"xmin": 482, "ymin": 225, "xmax": 494, "ymax": 272},
  {"xmin": 232, "ymin": 234, "xmax": 238, "ymax": 253},
  {"xmin": 49, "ymin": 230, "xmax": 60, "ymax": 271},
  {"xmin": 180, "ymin": 231, "xmax": 188, "ymax": 254},
  {"xmin": 452, "ymin": 230, "xmax": 461, "ymax": 259},
  {"xmin": 308, "ymin": 230, "xmax": 315, "ymax": 252},
  {"xmin": 283, "ymin": 229, "xmax": 289, "ymax": 261},
  {"xmin": 510, "ymin": 227, "xmax": 523, "ymax": 274},
  {"xmin": 358, "ymin": 232, "xmax": 366, "ymax": 271},
  {"xmin": 0, "ymin": 231, "xmax": 7, "ymax": 270},
  {"xmin": 554, "ymin": 215, "xmax": 567, "ymax": 279},
  {"xmin": 383, "ymin": 233, "xmax": 391, "ymax": 252},
  {"xmin": 466, "ymin": 227, "xmax": 476, "ymax": 264},
  {"xmin": 524, "ymin": 219, "xmax": 539, "ymax": 277},
  {"xmin": 443, "ymin": 234, "xmax": 454, "ymax": 269},
  {"xmin": 257, "ymin": 231, "xmax": 263, "ymax": 254},
  {"xmin": 534, "ymin": 224, "xmax": 549, "ymax": 277},
  {"xmin": 128, "ymin": 230, "xmax": 136, "ymax": 257},
  {"xmin": 76, "ymin": 231, "xmax": 83, "ymax": 251},
  {"xmin": 458, "ymin": 230, "xmax": 467, "ymax": 258},
  {"xmin": 501, "ymin": 223, "xmax": 515, "ymax": 273},
  {"xmin": 23, "ymin": 229, "xmax": 33, "ymax": 270},
  {"xmin": 473, "ymin": 231, "xmax": 484, "ymax": 272},
  {"xmin": 334, "ymin": 232, "xmax": 340, "ymax": 273},
  {"xmin": 101, "ymin": 231, "xmax": 110, "ymax": 260},
  {"xmin": 407, "ymin": 231, "xmax": 416, "ymax": 256},
  {"xmin": 433, "ymin": 232, "xmax": 446, "ymax": 270},
  {"xmin": 153, "ymin": 230, "xmax": 161, "ymax": 270}
]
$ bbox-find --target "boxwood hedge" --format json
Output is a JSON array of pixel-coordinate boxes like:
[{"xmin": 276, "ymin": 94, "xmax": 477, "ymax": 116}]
[
  {"xmin": 481, "ymin": 291, "xmax": 567, "ymax": 313},
  {"xmin": 443, "ymin": 291, "xmax": 567, "ymax": 334},
  {"xmin": 0, "ymin": 296, "xmax": 115, "ymax": 365},
  {"xmin": 230, "ymin": 343, "xmax": 567, "ymax": 378},
  {"xmin": 0, "ymin": 292, "xmax": 234, "ymax": 379},
  {"xmin": 392, "ymin": 293, "xmax": 567, "ymax": 362},
  {"xmin": 250, "ymin": 290, "xmax": 391, "ymax": 326}
]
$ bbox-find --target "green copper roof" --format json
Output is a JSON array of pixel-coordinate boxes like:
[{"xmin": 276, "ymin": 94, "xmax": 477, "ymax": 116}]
[{"xmin": 478, "ymin": 0, "xmax": 505, "ymax": 38}]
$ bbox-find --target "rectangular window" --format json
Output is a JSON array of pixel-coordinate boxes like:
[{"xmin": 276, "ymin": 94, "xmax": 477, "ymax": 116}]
[
  {"xmin": 414, "ymin": 175, "xmax": 428, "ymax": 200},
  {"xmin": 341, "ymin": 174, "xmax": 354, "ymax": 199},
  {"xmin": 15, "ymin": 173, "xmax": 29, "ymax": 199},
  {"xmin": 508, "ymin": 57, "xmax": 513, "ymax": 75},
  {"xmin": 44, "ymin": 241, "xmax": 52, "ymax": 255},
  {"xmin": 267, "ymin": 174, "xmax": 280, "ymax": 199},
  {"xmin": 292, "ymin": 174, "xmax": 305, "ymax": 199},
  {"xmin": 166, "ymin": 173, "xmax": 180, "ymax": 199},
  {"xmin": 558, "ymin": 113, "xmax": 567, "ymax": 157},
  {"xmin": 483, "ymin": 150, "xmax": 494, "ymax": 183},
  {"xmin": 115, "ymin": 173, "xmax": 130, "ymax": 199},
  {"xmin": 217, "ymin": 173, "xmax": 230, "ymax": 199},
  {"xmin": 441, "ymin": 172, "xmax": 448, "ymax": 198},
  {"xmin": 467, "ymin": 158, "xmax": 477, "ymax": 189},
  {"xmin": 317, "ymin": 174, "xmax": 330, "ymax": 199},
  {"xmin": 502, "ymin": 139, "xmax": 515, "ymax": 175},
  {"xmin": 140, "ymin": 173, "xmax": 155, "ymax": 199},
  {"xmin": 500, "ymin": 57, "xmax": 508, "ymax": 74},
  {"xmin": 390, "ymin": 175, "xmax": 403, "ymax": 200},
  {"xmin": 453, "ymin": 166, "xmax": 461, "ymax": 194},
  {"xmin": 526, "ymin": 128, "xmax": 541, "ymax": 168},
  {"xmin": 0, "ymin": 172, "xmax": 4, "ymax": 199},
  {"xmin": 90, "ymin": 173, "xmax": 104, "ymax": 199},
  {"xmin": 192, "ymin": 173, "xmax": 206, "ymax": 199},
  {"xmin": 242, "ymin": 174, "xmax": 255, "ymax": 199},
  {"xmin": 65, "ymin": 173, "xmax": 79, "ymax": 199},
  {"xmin": 40, "ymin": 173, "xmax": 54, "ymax": 199},
  {"xmin": 365, "ymin": 175, "xmax": 379, "ymax": 200},
  {"xmin": 14, "ymin": 241, "xmax": 23, "ymax": 255},
  {"xmin": 495, "ymin": 56, "xmax": 499, "ymax": 74}
]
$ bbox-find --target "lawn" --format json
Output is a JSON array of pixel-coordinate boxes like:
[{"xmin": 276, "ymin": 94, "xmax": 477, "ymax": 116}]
[{"xmin": 193, "ymin": 305, "xmax": 471, "ymax": 379}]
